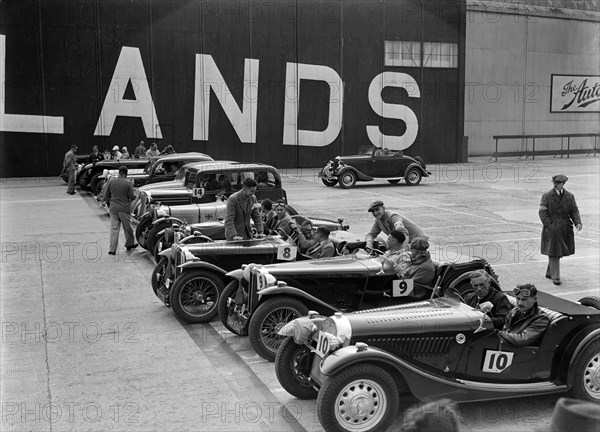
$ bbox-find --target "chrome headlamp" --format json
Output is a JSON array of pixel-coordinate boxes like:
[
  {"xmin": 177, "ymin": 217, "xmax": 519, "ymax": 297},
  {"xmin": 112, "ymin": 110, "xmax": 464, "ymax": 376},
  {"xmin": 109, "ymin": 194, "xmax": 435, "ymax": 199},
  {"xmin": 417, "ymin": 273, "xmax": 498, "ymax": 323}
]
[{"xmin": 313, "ymin": 312, "xmax": 352, "ymax": 354}]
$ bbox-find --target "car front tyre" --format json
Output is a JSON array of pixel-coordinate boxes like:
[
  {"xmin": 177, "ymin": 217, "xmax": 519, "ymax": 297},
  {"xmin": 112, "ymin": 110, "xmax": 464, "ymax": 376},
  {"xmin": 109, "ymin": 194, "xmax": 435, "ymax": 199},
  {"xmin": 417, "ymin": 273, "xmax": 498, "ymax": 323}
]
[
  {"xmin": 151, "ymin": 256, "xmax": 167, "ymax": 298},
  {"xmin": 404, "ymin": 168, "xmax": 422, "ymax": 186},
  {"xmin": 275, "ymin": 337, "xmax": 318, "ymax": 400},
  {"xmin": 338, "ymin": 171, "xmax": 357, "ymax": 189},
  {"xmin": 322, "ymin": 178, "xmax": 338, "ymax": 187},
  {"xmin": 170, "ymin": 270, "xmax": 224, "ymax": 323},
  {"xmin": 317, "ymin": 363, "xmax": 400, "ymax": 432},
  {"xmin": 569, "ymin": 339, "xmax": 600, "ymax": 402},
  {"xmin": 218, "ymin": 280, "xmax": 249, "ymax": 336},
  {"xmin": 248, "ymin": 297, "xmax": 308, "ymax": 362},
  {"xmin": 135, "ymin": 214, "xmax": 154, "ymax": 250}
]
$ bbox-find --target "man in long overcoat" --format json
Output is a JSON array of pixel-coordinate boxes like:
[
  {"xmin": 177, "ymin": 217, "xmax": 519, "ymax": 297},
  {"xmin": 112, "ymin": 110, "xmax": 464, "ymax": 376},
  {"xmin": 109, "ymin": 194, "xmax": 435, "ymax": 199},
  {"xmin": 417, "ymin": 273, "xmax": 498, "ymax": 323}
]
[
  {"xmin": 224, "ymin": 178, "xmax": 264, "ymax": 241},
  {"xmin": 538, "ymin": 174, "xmax": 582, "ymax": 285}
]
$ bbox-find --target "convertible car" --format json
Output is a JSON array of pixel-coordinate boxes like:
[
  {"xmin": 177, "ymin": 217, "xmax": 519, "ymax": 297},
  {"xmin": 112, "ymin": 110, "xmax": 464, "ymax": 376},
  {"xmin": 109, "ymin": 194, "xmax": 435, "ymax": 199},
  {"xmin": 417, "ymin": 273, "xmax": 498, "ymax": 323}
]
[
  {"xmin": 219, "ymin": 252, "xmax": 498, "ymax": 361},
  {"xmin": 275, "ymin": 293, "xmax": 600, "ymax": 432},
  {"xmin": 151, "ymin": 226, "xmax": 359, "ymax": 324},
  {"xmin": 78, "ymin": 158, "xmax": 149, "ymax": 193},
  {"xmin": 319, "ymin": 145, "xmax": 430, "ymax": 189}
]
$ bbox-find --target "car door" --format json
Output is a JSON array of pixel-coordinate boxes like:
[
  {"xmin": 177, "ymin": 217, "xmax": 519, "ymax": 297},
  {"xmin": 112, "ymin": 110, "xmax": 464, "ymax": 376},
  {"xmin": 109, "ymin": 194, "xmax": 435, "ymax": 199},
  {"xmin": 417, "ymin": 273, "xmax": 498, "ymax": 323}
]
[{"xmin": 370, "ymin": 148, "xmax": 397, "ymax": 177}]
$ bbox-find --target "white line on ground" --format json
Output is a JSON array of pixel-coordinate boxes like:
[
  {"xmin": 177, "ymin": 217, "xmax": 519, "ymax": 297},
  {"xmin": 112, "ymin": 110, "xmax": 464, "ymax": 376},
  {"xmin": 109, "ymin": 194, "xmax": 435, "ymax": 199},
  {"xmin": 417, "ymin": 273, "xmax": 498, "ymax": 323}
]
[{"xmin": 1, "ymin": 198, "xmax": 79, "ymax": 204}]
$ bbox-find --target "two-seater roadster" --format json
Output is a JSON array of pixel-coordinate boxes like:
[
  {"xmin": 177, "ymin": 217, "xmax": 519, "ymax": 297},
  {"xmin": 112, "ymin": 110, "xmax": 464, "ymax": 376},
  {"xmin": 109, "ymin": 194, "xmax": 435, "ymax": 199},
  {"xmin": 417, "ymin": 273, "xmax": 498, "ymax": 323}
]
[
  {"xmin": 219, "ymin": 251, "xmax": 498, "ymax": 361},
  {"xmin": 151, "ymin": 222, "xmax": 359, "ymax": 324},
  {"xmin": 275, "ymin": 292, "xmax": 600, "ymax": 432},
  {"xmin": 319, "ymin": 145, "xmax": 430, "ymax": 189}
]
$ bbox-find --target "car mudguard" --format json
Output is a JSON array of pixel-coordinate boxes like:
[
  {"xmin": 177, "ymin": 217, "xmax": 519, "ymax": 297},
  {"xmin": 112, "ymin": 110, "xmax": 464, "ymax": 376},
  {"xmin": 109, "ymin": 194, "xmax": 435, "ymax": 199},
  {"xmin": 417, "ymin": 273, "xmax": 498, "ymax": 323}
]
[
  {"xmin": 559, "ymin": 326, "xmax": 600, "ymax": 382},
  {"xmin": 336, "ymin": 166, "xmax": 373, "ymax": 181},
  {"xmin": 226, "ymin": 269, "xmax": 244, "ymax": 281},
  {"xmin": 152, "ymin": 216, "xmax": 184, "ymax": 227},
  {"xmin": 158, "ymin": 248, "xmax": 173, "ymax": 260},
  {"xmin": 177, "ymin": 260, "xmax": 227, "ymax": 275},
  {"xmin": 256, "ymin": 286, "xmax": 339, "ymax": 315},
  {"xmin": 403, "ymin": 162, "xmax": 429, "ymax": 178}
]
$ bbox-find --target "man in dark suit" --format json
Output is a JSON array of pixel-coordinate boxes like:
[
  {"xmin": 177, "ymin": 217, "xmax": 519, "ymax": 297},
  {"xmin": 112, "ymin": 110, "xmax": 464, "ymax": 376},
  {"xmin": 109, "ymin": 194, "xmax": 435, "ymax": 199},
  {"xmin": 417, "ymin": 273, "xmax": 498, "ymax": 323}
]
[
  {"xmin": 224, "ymin": 178, "xmax": 264, "ymax": 241},
  {"xmin": 63, "ymin": 145, "xmax": 78, "ymax": 195},
  {"xmin": 539, "ymin": 174, "xmax": 582, "ymax": 285},
  {"xmin": 105, "ymin": 166, "xmax": 138, "ymax": 255}
]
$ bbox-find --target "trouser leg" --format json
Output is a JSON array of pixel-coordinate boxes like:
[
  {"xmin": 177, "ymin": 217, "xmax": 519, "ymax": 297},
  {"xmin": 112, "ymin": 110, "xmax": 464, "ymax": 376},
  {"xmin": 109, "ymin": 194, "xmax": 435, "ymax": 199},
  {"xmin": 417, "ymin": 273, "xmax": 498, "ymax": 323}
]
[
  {"xmin": 109, "ymin": 212, "xmax": 121, "ymax": 252},
  {"xmin": 548, "ymin": 256, "xmax": 560, "ymax": 280},
  {"xmin": 67, "ymin": 170, "xmax": 76, "ymax": 193},
  {"xmin": 119, "ymin": 212, "xmax": 135, "ymax": 247}
]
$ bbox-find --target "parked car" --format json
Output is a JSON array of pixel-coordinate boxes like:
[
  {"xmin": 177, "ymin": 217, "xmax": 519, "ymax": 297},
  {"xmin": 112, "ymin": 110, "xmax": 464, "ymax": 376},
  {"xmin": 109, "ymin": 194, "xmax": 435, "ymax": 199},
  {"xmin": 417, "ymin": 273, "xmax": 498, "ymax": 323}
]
[
  {"xmin": 96, "ymin": 152, "xmax": 213, "ymax": 206},
  {"xmin": 146, "ymin": 202, "xmax": 306, "ymax": 257},
  {"xmin": 60, "ymin": 155, "xmax": 89, "ymax": 183},
  {"xmin": 133, "ymin": 161, "xmax": 289, "ymax": 245},
  {"xmin": 151, "ymin": 220, "xmax": 358, "ymax": 324},
  {"xmin": 219, "ymin": 251, "xmax": 498, "ymax": 361},
  {"xmin": 275, "ymin": 293, "xmax": 600, "ymax": 432},
  {"xmin": 78, "ymin": 158, "xmax": 149, "ymax": 193},
  {"xmin": 319, "ymin": 145, "xmax": 430, "ymax": 188}
]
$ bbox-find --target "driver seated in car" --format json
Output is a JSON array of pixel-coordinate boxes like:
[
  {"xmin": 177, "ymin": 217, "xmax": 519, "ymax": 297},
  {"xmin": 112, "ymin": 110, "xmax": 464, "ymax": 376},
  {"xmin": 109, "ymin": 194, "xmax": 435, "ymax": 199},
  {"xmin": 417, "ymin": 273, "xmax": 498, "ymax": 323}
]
[
  {"xmin": 381, "ymin": 230, "xmax": 411, "ymax": 268},
  {"xmin": 496, "ymin": 284, "xmax": 550, "ymax": 347},
  {"xmin": 464, "ymin": 270, "xmax": 511, "ymax": 329},
  {"xmin": 394, "ymin": 237, "xmax": 436, "ymax": 299},
  {"xmin": 304, "ymin": 227, "xmax": 335, "ymax": 259},
  {"xmin": 289, "ymin": 219, "xmax": 317, "ymax": 253},
  {"xmin": 272, "ymin": 200, "xmax": 294, "ymax": 236}
]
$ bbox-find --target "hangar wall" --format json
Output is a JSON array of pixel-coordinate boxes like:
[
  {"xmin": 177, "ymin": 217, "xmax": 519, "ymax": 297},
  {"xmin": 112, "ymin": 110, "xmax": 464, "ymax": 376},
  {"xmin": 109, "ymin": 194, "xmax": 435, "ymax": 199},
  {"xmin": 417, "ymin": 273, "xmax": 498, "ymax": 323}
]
[
  {"xmin": 0, "ymin": 0, "xmax": 466, "ymax": 178},
  {"xmin": 465, "ymin": 1, "xmax": 600, "ymax": 155}
]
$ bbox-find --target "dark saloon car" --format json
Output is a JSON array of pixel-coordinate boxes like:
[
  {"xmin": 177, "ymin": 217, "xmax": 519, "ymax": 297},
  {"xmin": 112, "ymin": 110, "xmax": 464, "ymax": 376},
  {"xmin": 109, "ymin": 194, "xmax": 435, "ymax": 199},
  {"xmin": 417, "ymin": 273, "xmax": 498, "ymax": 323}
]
[
  {"xmin": 219, "ymin": 253, "xmax": 498, "ymax": 361},
  {"xmin": 275, "ymin": 293, "xmax": 600, "ymax": 432},
  {"xmin": 78, "ymin": 158, "xmax": 149, "ymax": 193},
  {"xmin": 319, "ymin": 145, "xmax": 430, "ymax": 188}
]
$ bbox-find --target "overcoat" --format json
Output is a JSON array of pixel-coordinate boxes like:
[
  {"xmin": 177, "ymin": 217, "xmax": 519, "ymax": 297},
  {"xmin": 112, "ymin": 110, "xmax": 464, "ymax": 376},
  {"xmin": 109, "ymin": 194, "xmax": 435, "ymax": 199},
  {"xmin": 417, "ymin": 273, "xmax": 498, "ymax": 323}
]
[
  {"xmin": 224, "ymin": 190, "xmax": 263, "ymax": 240},
  {"xmin": 538, "ymin": 189, "xmax": 581, "ymax": 257}
]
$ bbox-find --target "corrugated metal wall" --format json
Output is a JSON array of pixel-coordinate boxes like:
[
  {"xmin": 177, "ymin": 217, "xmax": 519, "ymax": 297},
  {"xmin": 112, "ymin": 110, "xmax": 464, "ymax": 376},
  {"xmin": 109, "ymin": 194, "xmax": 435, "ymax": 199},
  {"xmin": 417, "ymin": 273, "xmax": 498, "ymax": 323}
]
[{"xmin": 0, "ymin": 0, "xmax": 465, "ymax": 177}]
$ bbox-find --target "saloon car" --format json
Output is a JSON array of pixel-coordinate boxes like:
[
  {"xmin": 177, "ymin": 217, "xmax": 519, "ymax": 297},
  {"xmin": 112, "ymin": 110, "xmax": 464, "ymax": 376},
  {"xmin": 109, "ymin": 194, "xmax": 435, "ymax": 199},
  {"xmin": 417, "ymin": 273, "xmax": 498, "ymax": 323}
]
[
  {"xmin": 96, "ymin": 152, "xmax": 214, "ymax": 206},
  {"xmin": 275, "ymin": 293, "xmax": 600, "ymax": 432},
  {"xmin": 219, "ymin": 252, "xmax": 498, "ymax": 361},
  {"xmin": 78, "ymin": 158, "xmax": 149, "ymax": 193},
  {"xmin": 151, "ymin": 220, "xmax": 358, "ymax": 324},
  {"xmin": 319, "ymin": 145, "xmax": 430, "ymax": 188}
]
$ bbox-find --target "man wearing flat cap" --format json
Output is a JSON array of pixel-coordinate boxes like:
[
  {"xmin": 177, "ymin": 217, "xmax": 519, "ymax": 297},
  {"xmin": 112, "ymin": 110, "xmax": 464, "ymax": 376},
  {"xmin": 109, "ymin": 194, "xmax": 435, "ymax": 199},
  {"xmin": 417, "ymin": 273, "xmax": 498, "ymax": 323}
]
[
  {"xmin": 365, "ymin": 200, "xmax": 428, "ymax": 250},
  {"xmin": 539, "ymin": 174, "xmax": 582, "ymax": 285},
  {"xmin": 394, "ymin": 237, "xmax": 436, "ymax": 299}
]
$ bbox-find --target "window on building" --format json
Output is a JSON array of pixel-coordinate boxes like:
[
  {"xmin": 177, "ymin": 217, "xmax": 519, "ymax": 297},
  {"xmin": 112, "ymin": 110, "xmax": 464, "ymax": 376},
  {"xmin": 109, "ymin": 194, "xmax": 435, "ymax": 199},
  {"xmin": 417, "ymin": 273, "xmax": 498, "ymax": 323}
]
[{"xmin": 384, "ymin": 41, "xmax": 458, "ymax": 68}]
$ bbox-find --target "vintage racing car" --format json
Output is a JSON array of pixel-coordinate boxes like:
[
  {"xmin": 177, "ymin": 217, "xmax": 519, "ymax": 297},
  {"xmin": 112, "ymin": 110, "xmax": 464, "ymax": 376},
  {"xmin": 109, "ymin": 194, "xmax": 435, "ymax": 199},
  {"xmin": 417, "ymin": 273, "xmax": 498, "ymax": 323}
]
[
  {"xmin": 151, "ymin": 220, "xmax": 358, "ymax": 324},
  {"xmin": 219, "ymin": 251, "xmax": 498, "ymax": 361},
  {"xmin": 275, "ymin": 292, "xmax": 600, "ymax": 432},
  {"xmin": 319, "ymin": 145, "xmax": 430, "ymax": 188}
]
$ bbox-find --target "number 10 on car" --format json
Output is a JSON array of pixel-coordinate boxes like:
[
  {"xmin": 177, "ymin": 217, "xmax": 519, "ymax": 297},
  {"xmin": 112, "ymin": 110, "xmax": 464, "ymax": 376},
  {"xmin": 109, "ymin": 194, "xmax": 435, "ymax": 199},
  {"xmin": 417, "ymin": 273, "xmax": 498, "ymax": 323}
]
[{"xmin": 482, "ymin": 350, "xmax": 514, "ymax": 373}]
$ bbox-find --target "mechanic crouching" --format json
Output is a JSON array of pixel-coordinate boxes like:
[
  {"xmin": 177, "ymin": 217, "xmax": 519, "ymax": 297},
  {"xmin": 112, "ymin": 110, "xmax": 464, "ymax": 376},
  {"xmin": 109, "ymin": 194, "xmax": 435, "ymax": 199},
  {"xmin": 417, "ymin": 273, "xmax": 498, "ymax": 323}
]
[{"xmin": 496, "ymin": 284, "xmax": 550, "ymax": 347}]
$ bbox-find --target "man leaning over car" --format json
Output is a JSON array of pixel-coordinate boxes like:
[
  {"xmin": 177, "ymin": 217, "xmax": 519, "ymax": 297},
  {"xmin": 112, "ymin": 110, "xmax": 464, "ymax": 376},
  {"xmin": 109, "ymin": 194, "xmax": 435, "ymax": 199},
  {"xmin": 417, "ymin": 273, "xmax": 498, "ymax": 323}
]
[
  {"xmin": 365, "ymin": 200, "xmax": 428, "ymax": 250},
  {"xmin": 224, "ymin": 178, "xmax": 264, "ymax": 241},
  {"xmin": 464, "ymin": 270, "xmax": 511, "ymax": 329},
  {"xmin": 496, "ymin": 284, "xmax": 550, "ymax": 347}
]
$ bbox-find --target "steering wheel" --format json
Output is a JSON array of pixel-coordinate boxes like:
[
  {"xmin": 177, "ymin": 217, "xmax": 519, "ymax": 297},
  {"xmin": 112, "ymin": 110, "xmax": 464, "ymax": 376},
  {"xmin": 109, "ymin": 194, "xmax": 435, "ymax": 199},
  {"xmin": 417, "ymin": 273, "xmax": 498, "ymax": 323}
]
[{"xmin": 365, "ymin": 246, "xmax": 384, "ymax": 256}]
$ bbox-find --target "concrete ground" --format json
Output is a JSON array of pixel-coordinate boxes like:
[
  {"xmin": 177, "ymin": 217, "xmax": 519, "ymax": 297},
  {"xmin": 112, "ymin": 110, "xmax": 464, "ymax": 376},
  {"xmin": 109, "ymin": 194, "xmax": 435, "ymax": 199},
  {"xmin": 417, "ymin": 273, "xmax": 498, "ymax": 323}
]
[{"xmin": 1, "ymin": 155, "xmax": 598, "ymax": 432}]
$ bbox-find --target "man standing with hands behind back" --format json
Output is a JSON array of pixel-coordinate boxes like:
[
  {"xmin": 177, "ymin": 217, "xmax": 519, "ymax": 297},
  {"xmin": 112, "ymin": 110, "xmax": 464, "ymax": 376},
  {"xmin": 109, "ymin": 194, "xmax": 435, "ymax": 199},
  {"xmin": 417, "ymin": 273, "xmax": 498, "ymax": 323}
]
[
  {"xmin": 539, "ymin": 174, "xmax": 582, "ymax": 285},
  {"xmin": 105, "ymin": 166, "xmax": 138, "ymax": 255},
  {"xmin": 63, "ymin": 145, "xmax": 78, "ymax": 195},
  {"xmin": 224, "ymin": 178, "xmax": 264, "ymax": 241}
]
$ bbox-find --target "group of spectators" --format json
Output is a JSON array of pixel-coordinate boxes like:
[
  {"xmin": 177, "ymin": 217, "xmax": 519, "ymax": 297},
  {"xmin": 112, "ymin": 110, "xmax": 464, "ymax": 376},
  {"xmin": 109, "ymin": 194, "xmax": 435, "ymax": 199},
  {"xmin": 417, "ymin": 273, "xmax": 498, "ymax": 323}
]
[{"xmin": 83, "ymin": 141, "xmax": 177, "ymax": 165}]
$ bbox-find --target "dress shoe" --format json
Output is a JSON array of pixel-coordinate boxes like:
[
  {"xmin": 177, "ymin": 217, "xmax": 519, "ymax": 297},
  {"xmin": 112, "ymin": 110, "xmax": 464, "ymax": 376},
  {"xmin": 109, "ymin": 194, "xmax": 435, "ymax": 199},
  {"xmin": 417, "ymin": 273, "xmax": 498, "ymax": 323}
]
[
  {"xmin": 108, "ymin": 251, "xmax": 116, "ymax": 255},
  {"xmin": 552, "ymin": 278, "xmax": 561, "ymax": 285},
  {"xmin": 67, "ymin": 191, "xmax": 76, "ymax": 195},
  {"xmin": 545, "ymin": 274, "xmax": 551, "ymax": 279},
  {"xmin": 125, "ymin": 243, "xmax": 138, "ymax": 251}
]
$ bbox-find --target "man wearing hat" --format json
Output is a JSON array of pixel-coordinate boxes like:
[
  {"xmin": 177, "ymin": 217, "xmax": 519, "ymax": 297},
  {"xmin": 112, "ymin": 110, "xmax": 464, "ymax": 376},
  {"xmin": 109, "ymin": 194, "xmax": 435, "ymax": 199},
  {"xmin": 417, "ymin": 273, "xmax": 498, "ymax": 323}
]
[
  {"xmin": 305, "ymin": 226, "xmax": 335, "ymax": 258},
  {"xmin": 111, "ymin": 145, "xmax": 122, "ymax": 160},
  {"xmin": 539, "ymin": 174, "xmax": 582, "ymax": 285},
  {"xmin": 365, "ymin": 201, "xmax": 428, "ymax": 250},
  {"xmin": 395, "ymin": 237, "xmax": 436, "ymax": 299},
  {"xmin": 104, "ymin": 166, "xmax": 138, "ymax": 255},
  {"xmin": 497, "ymin": 283, "xmax": 549, "ymax": 347}
]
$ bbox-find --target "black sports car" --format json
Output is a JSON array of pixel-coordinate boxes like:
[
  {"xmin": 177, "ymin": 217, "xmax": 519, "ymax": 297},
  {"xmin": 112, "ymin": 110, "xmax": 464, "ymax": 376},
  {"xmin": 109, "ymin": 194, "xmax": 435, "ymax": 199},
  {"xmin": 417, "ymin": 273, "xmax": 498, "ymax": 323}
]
[{"xmin": 319, "ymin": 145, "xmax": 430, "ymax": 189}]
